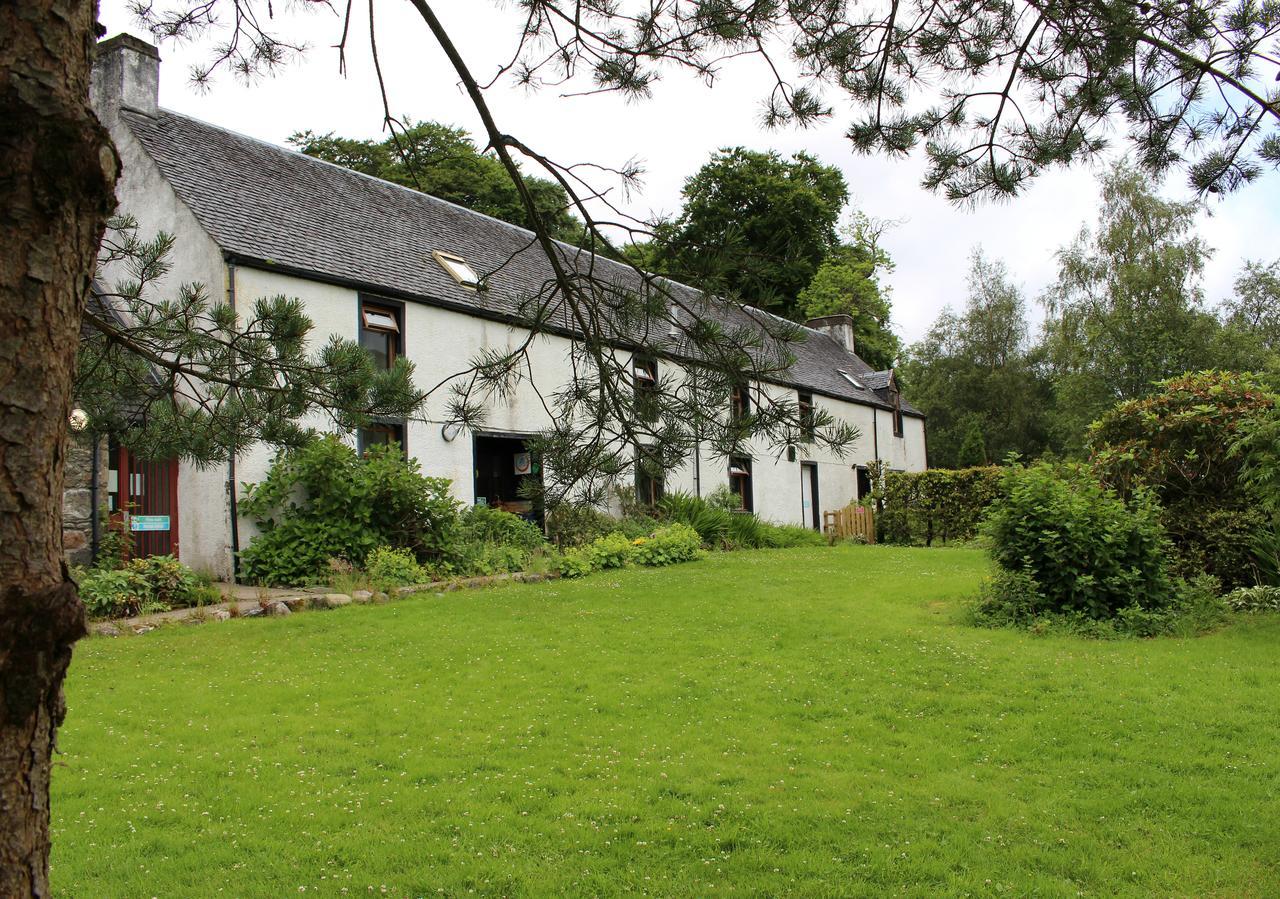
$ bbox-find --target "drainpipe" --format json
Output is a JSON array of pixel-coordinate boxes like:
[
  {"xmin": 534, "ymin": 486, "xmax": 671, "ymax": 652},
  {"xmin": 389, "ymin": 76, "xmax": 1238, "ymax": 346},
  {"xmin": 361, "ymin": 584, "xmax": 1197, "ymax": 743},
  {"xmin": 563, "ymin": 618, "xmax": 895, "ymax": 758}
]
[
  {"xmin": 89, "ymin": 435, "xmax": 100, "ymax": 563},
  {"xmin": 872, "ymin": 407, "xmax": 880, "ymax": 464},
  {"xmin": 693, "ymin": 441, "xmax": 701, "ymax": 498},
  {"xmin": 226, "ymin": 259, "xmax": 241, "ymax": 581}
]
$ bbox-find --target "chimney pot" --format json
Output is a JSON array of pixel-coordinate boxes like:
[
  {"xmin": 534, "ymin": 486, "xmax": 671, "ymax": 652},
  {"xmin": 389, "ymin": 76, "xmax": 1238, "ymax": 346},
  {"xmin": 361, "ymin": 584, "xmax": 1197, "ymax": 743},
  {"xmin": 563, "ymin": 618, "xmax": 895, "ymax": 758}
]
[
  {"xmin": 91, "ymin": 33, "xmax": 161, "ymax": 122},
  {"xmin": 805, "ymin": 313, "xmax": 856, "ymax": 355}
]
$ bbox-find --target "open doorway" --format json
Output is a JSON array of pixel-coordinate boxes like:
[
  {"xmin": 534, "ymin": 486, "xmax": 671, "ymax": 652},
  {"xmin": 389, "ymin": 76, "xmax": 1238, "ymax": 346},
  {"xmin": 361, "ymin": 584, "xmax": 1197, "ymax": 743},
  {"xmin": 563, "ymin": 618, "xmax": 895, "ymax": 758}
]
[
  {"xmin": 800, "ymin": 462, "xmax": 820, "ymax": 529},
  {"xmin": 473, "ymin": 433, "xmax": 543, "ymax": 525}
]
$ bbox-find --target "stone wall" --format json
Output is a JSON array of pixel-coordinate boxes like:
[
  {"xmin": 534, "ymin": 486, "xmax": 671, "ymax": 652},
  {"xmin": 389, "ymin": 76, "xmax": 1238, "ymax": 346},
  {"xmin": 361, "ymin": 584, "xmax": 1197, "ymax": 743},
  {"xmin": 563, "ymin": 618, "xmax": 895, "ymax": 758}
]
[{"xmin": 63, "ymin": 435, "xmax": 104, "ymax": 567}]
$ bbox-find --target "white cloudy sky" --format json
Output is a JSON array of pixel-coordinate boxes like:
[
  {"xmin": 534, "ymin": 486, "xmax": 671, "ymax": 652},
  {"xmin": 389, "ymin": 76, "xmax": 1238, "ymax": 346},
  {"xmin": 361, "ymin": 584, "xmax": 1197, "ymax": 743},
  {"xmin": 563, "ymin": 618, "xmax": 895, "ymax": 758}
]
[{"xmin": 99, "ymin": 0, "xmax": 1279, "ymax": 345}]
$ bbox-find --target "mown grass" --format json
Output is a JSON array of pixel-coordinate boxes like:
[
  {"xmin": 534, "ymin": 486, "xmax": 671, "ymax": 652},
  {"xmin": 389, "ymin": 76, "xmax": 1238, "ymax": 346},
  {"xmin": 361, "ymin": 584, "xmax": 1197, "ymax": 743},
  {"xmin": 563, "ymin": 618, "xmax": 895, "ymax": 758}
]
[{"xmin": 53, "ymin": 545, "xmax": 1280, "ymax": 896}]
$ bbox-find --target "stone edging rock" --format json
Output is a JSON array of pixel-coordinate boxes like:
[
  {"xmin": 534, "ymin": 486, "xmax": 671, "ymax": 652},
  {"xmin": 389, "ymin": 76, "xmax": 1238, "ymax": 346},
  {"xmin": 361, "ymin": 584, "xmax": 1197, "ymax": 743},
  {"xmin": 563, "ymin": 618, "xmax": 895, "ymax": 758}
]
[{"xmin": 89, "ymin": 570, "xmax": 559, "ymax": 637}]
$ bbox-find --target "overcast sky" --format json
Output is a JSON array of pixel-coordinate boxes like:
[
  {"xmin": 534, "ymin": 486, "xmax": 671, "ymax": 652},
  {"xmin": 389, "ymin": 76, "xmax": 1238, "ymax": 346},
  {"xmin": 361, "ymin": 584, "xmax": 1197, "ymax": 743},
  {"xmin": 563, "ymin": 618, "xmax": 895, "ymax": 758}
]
[{"xmin": 99, "ymin": 0, "xmax": 1280, "ymax": 346}]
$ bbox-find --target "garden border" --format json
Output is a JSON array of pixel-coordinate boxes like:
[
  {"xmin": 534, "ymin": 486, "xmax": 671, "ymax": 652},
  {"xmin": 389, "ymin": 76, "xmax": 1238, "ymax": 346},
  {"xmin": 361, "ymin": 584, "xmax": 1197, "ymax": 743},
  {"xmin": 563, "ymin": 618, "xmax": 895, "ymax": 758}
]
[{"xmin": 88, "ymin": 570, "xmax": 559, "ymax": 637}]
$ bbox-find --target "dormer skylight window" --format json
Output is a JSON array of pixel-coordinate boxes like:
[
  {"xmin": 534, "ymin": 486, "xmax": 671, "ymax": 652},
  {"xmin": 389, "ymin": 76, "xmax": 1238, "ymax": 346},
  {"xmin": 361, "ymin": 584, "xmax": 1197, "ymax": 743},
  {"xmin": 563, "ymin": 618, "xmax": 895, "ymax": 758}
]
[
  {"xmin": 433, "ymin": 250, "xmax": 481, "ymax": 289},
  {"xmin": 837, "ymin": 370, "xmax": 865, "ymax": 390}
]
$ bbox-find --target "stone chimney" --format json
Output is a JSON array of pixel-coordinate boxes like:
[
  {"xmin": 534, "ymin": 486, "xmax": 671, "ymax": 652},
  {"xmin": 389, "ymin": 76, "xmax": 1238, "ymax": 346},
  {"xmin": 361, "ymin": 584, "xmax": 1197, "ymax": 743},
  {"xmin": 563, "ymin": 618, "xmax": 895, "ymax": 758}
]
[
  {"xmin": 805, "ymin": 313, "xmax": 856, "ymax": 355},
  {"xmin": 91, "ymin": 33, "xmax": 160, "ymax": 124}
]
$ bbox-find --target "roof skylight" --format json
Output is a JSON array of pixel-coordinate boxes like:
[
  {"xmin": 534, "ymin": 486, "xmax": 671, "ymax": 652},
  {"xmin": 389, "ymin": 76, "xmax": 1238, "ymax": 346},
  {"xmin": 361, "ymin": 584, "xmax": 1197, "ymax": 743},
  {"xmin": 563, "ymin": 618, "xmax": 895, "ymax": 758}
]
[{"xmin": 432, "ymin": 250, "xmax": 481, "ymax": 289}]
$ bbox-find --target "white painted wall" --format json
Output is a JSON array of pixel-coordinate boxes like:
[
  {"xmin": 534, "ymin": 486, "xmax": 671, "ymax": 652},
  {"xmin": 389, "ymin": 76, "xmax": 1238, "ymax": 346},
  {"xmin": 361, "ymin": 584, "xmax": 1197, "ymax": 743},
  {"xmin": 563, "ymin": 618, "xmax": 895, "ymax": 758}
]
[
  {"xmin": 95, "ymin": 109, "xmax": 236, "ymax": 578},
  {"xmin": 102, "ymin": 237, "xmax": 926, "ymax": 576},
  {"xmin": 222, "ymin": 265, "xmax": 930, "ymax": 568}
]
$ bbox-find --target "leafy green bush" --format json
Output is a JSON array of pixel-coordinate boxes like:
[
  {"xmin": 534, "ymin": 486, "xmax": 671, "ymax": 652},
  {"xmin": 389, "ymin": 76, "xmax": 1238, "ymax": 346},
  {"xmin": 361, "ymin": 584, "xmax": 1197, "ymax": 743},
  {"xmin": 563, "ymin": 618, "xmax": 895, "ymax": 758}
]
[
  {"xmin": 880, "ymin": 466, "xmax": 1004, "ymax": 545},
  {"xmin": 969, "ymin": 568, "xmax": 1047, "ymax": 629},
  {"xmin": 457, "ymin": 505, "xmax": 546, "ymax": 552},
  {"xmin": 632, "ymin": 523, "xmax": 703, "ymax": 566},
  {"xmin": 79, "ymin": 567, "xmax": 159, "ymax": 619},
  {"xmin": 443, "ymin": 541, "xmax": 528, "ymax": 577},
  {"xmin": 983, "ymin": 463, "xmax": 1174, "ymax": 620},
  {"xmin": 972, "ymin": 568, "xmax": 1223, "ymax": 638},
  {"xmin": 1224, "ymin": 585, "xmax": 1280, "ymax": 612},
  {"xmin": 239, "ymin": 437, "xmax": 459, "ymax": 586},
  {"xmin": 1090, "ymin": 371, "xmax": 1277, "ymax": 589},
  {"xmin": 586, "ymin": 532, "xmax": 635, "ymax": 569},
  {"xmin": 78, "ymin": 554, "xmax": 205, "ymax": 619},
  {"xmin": 554, "ymin": 548, "xmax": 596, "ymax": 578},
  {"xmin": 365, "ymin": 546, "xmax": 426, "ymax": 589},
  {"xmin": 546, "ymin": 503, "xmax": 615, "ymax": 547}
]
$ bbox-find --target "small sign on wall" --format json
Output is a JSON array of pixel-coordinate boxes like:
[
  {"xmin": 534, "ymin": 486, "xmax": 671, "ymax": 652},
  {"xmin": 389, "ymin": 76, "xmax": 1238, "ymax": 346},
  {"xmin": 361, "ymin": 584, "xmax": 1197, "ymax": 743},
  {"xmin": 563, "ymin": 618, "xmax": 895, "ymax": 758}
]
[
  {"xmin": 130, "ymin": 515, "xmax": 171, "ymax": 532},
  {"xmin": 513, "ymin": 452, "xmax": 532, "ymax": 476}
]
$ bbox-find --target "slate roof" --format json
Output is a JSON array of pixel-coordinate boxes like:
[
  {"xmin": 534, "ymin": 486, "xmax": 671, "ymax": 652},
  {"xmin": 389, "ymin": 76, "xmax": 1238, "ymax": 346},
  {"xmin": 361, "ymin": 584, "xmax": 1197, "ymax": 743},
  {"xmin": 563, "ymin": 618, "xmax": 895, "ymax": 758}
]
[{"xmin": 122, "ymin": 108, "xmax": 919, "ymax": 416}]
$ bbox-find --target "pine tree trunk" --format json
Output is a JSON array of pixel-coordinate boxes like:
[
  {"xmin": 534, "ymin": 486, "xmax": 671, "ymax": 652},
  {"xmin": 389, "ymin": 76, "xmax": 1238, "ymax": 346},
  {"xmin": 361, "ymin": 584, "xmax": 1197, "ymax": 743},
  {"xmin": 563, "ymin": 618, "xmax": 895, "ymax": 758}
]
[{"xmin": 0, "ymin": 2, "xmax": 117, "ymax": 893}]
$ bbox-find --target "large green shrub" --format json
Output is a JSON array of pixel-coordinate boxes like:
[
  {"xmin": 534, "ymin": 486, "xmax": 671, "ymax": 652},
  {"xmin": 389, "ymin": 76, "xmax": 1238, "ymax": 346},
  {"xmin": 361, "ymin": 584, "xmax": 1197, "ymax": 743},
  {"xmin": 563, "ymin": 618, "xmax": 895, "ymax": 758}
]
[
  {"xmin": 983, "ymin": 463, "xmax": 1175, "ymax": 619},
  {"xmin": 1089, "ymin": 371, "xmax": 1276, "ymax": 588},
  {"xmin": 880, "ymin": 467, "xmax": 1004, "ymax": 545},
  {"xmin": 239, "ymin": 437, "xmax": 459, "ymax": 586}
]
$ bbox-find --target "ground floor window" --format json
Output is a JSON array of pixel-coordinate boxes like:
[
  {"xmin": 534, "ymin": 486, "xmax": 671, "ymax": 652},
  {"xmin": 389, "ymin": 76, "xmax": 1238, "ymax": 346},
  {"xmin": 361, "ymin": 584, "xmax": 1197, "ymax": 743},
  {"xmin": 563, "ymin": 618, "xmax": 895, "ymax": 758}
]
[
  {"xmin": 636, "ymin": 452, "xmax": 664, "ymax": 506},
  {"xmin": 728, "ymin": 456, "xmax": 753, "ymax": 513},
  {"xmin": 359, "ymin": 421, "xmax": 406, "ymax": 456}
]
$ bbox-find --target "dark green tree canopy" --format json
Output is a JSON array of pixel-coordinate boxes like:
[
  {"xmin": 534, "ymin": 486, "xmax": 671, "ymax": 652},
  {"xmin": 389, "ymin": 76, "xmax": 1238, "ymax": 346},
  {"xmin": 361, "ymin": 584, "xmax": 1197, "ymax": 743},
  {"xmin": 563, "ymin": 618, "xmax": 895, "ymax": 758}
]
[
  {"xmin": 796, "ymin": 214, "xmax": 901, "ymax": 369},
  {"xmin": 288, "ymin": 121, "xmax": 584, "ymax": 244},
  {"xmin": 656, "ymin": 147, "xmax": 848, "ymax": 316}
]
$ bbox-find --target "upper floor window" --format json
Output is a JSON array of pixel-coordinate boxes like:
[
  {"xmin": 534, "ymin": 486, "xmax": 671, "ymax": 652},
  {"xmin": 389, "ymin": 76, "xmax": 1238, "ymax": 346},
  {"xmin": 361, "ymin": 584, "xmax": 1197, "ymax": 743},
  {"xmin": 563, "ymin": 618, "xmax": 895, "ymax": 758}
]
[
  {"xmin": 798, "ymin": 391, "xmax": 815, "ymax": 441},
  {"xmin": 730, "ymin": 382, "xmax": 752, "ymax": 421},
  {"xmin": 633, "ymin": 355, "xmax": 659, "ymax": 423},
  {"xmin": 892, "ymin": 391, "xmax": 904, "ymax": 437},
  {"xmin": 360, "ymin": 299, "xmax": 401, "ymax": 371}
]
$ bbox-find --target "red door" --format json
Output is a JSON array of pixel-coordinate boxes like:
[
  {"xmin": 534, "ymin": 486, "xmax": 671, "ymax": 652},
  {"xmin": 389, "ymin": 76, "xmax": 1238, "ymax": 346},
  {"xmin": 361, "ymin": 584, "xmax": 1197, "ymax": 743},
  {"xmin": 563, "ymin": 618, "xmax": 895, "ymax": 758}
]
[{"xmin": 108, "ymin": 442, "xmax": 180, "ymax": 559}]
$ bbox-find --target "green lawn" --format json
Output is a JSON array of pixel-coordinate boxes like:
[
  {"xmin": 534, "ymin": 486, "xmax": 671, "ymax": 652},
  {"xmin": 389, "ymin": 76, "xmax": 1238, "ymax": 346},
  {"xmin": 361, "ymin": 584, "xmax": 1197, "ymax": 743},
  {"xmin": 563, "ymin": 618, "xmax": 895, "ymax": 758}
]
[{"xmin": 53, "ymin": 545, "xmax": 1280, "ymax": 896}]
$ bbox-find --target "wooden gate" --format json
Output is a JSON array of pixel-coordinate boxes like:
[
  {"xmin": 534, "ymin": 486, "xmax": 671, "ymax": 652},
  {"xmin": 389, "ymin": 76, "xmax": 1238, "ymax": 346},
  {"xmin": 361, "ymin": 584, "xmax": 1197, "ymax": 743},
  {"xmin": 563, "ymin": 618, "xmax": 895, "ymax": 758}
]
[
  {"xmin": 108, "ymin": 443, "xmax": 180, "ymax": 559},
  {"xmin": 823, "ymin": 505, "xmax": 876, "ymax": 543}
]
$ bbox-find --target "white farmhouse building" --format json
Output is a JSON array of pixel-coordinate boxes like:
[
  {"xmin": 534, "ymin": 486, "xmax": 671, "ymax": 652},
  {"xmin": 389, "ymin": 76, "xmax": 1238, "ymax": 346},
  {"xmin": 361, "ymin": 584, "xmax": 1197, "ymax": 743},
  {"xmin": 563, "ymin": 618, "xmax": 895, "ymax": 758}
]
[{"xmin": 78, "ymin": 34, "xmax": 926, "ymax": 580}]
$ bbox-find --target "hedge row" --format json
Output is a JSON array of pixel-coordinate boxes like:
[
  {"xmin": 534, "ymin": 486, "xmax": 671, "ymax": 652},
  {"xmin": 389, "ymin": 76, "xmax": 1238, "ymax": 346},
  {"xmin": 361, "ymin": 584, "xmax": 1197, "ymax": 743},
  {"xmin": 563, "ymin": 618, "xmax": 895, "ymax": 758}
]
[{"xmin": 880, "ymin": 466, "xmax": 1004, "ymax": 545}]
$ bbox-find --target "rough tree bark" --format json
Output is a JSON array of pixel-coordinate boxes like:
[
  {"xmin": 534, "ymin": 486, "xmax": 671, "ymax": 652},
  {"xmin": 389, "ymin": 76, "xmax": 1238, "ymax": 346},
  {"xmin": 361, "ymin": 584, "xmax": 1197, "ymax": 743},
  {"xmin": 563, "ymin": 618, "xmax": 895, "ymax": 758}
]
[{"xmin": 0, "ymin": 1, "xmax": 118, "ymax": 894}]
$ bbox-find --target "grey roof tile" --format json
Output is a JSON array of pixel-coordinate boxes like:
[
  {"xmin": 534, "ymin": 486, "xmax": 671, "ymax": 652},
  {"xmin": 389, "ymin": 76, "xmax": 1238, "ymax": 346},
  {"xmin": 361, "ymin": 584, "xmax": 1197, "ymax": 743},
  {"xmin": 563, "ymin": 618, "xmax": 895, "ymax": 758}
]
[{"xmin": 122, "ymin": 109, "xmax": 918, "ymax": 416}]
